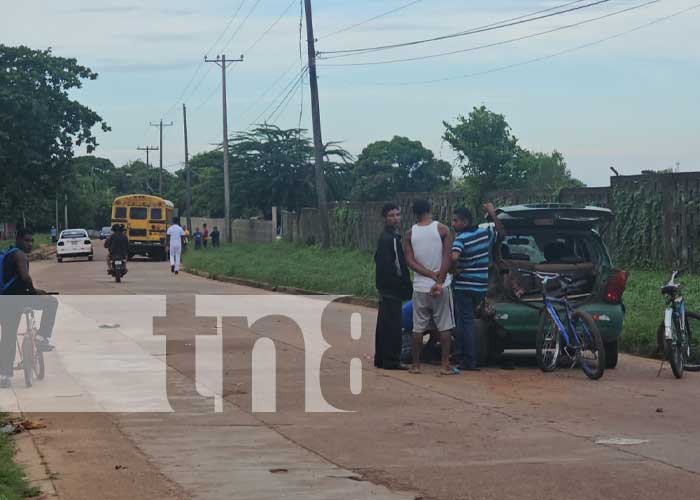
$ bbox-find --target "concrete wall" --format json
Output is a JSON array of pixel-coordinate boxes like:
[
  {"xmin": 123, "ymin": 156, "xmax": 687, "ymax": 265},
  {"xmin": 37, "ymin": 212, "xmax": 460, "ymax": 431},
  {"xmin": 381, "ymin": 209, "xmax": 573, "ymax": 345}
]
[{"xmin": 187, "ymin": 217, "xmax": 274, "ymax": 244}]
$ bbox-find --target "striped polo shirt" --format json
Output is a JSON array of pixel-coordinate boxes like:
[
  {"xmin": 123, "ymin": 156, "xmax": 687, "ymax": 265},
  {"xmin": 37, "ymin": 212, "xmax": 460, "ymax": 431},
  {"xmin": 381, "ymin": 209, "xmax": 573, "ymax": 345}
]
[{"xmin": 452, "ymin": 225, "xmax": 498, "ymax": 293}]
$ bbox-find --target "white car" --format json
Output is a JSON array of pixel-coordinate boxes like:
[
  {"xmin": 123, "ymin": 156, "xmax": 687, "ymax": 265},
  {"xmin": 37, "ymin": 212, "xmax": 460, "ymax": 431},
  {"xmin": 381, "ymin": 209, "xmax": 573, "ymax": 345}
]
[{"xmin": 56, "ymin": 229, "xmax": 93, "ymax": 262}]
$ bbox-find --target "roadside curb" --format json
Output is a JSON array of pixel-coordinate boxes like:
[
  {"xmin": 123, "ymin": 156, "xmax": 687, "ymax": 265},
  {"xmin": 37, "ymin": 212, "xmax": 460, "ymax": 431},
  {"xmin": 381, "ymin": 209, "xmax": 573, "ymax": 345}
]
[
  {"xmin": 183, "ymin": 268, "xmax": 379, "ymax": 309},
  {"xmin": 12, "ymin": 425, "xmax": 59, "ymax": 498}
]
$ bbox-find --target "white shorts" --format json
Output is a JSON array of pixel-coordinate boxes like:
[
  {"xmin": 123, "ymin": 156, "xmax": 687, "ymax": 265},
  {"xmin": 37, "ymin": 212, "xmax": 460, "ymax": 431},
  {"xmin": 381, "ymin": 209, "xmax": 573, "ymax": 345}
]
[{"xmin": 412, "ymin": 288, "xmax": 455, "ymax": 333}]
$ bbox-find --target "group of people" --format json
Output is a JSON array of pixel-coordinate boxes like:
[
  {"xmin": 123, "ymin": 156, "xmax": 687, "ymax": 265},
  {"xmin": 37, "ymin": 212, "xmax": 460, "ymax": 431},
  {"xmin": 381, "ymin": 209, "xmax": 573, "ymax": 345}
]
[
  {"xmin": 164, "ymin": 218, "xmax": 221, "ymax": 275},
  {"xmin": 374, "ymin": 200, "xmax": 505, "ymax": 375}
]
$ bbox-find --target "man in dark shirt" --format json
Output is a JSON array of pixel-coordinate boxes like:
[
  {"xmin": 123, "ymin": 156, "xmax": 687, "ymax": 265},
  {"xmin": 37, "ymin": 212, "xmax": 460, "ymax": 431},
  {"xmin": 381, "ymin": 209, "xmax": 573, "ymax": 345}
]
[
  {"xmin": 1, "ymin": 227, "xmax": 58, "ymax": 388},
  {"xmin": 105, "ymin": 224, "xmax": 129, "ymax": 274},
  {"xmin": 211, "ymin": 226, "xmax": 220, "ymax": 248},
  {"xmin": 374, "ymin": 203, "xmax": 412, "ymax": 370}
]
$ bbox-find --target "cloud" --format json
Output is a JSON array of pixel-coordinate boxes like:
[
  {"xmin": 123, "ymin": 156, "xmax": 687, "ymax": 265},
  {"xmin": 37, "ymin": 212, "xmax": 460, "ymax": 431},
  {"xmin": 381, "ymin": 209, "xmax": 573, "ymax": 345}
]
[
  {"xmin": 94, "ymin": 60, "xmax": 194, "ymax": 73},
  {"xmin": 61, "ymin": 6, "xmax": 139, "ymax": 15}
]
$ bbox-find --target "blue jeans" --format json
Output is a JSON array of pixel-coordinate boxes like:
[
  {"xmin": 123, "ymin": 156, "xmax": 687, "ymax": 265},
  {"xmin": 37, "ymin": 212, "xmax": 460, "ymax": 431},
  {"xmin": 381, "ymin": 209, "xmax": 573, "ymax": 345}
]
[{"xmin": 454, "ymin": 290, "xmax": 484, "ymax": 368}]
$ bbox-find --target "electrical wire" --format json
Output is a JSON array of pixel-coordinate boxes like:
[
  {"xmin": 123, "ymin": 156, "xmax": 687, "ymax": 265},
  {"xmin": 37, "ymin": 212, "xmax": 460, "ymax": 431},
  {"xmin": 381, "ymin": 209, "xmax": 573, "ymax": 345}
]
[
  {"xmin": 249, "ymin": 66, "xmax": 308, "ymax": 125},
  {"xmin": 318, "ymin": 0, "xmax": 606, "ymax": 57},
  {"xmin": 267, "ymin": 68, "xmax": 308, "ymax": 123},
  {"xmin": 239, "ymin": 59, "xmax": 300, "ymax": 120},
  {"xmin": 318, "ymin": 0, "xmax": 425, "ymax": 40},
  {"xmin": 219, "ymin": 0, "xmax": 265, "ymax": 55},
  {"xmin": 320, "ymin": 0, "xmax": 658, "ymax": 67},
  {"xmin": 242, "ymin": 0, "xmax": 298, "ymax": 55},
  {"xmin": 325, "ymin": 2, "xmax": 700, "ymax": 87}
]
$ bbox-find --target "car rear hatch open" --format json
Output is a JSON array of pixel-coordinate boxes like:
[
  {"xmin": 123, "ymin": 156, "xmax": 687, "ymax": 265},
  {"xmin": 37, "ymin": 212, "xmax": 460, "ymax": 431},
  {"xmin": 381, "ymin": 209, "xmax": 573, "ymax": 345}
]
[{"xmin": 496, "ymin": 203, "xmax": 613, "ymax": 232}]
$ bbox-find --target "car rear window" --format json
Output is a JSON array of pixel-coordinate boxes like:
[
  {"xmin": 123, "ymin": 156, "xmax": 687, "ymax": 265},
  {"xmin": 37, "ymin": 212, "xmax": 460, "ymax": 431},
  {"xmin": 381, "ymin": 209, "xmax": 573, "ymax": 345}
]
[
  {"xmin": 501, "ymin": 231, "xmax": 607, "ymax": 265},
  {"xmin": 130, "ymin": 207, "xmax": 148, "ymax": 220},
  {"xmin": 62, "ymin": 230, "xmax": 87, "ymax": 239}
]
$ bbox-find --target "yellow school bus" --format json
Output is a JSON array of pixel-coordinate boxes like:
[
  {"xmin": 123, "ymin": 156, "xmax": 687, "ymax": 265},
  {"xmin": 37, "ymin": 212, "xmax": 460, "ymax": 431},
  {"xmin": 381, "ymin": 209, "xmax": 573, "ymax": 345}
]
[{"xmin": 111, "ymin": 194, "xmax": 175, "ymax": 261}]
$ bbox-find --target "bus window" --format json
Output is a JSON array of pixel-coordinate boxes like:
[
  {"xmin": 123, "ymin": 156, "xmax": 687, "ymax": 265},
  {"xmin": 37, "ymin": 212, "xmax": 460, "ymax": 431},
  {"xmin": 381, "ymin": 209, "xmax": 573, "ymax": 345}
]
[
  {"xmin": 151, "ymin": 208, "xmax": 163, "ymax": 221},
  {"xmin": 114, "ymin": 207, "xmax": 127, "ymax": 219},
  {"xmin": 130, "ymin": 207, "xmax": 148, "ymax": 220}
]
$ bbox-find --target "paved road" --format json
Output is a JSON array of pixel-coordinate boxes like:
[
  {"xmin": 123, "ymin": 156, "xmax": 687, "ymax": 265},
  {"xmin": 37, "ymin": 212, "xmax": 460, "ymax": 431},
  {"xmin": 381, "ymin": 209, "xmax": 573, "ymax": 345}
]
[{"xmin": 8, "ymin": 245, "xmax": 700, "ymax": 499}]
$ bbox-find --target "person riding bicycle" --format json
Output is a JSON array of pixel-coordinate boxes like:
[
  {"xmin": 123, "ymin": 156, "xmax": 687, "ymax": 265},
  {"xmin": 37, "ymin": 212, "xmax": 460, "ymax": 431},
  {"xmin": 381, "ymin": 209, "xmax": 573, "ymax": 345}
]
[
  {"xmin": 105, "ymin": 224, "xmax": 129, "ymax": 275},
  {"xmin": 0, "ymin": 227, "xmax": 58, "ymax": 388}
]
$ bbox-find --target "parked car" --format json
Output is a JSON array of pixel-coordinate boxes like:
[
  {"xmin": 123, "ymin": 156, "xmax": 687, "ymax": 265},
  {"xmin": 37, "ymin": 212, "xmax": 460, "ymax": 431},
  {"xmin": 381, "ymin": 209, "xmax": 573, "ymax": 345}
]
[
  {"xmin": 99, "ymin": 226, "xmax": 112, "ymax": 239},
  {"xmin": 56, "ymin": 229, "xmax": 93, "ymax": 262},
  {"xmin": 477, "ymin": 204, "xmax": 628, "ymax": 369}
]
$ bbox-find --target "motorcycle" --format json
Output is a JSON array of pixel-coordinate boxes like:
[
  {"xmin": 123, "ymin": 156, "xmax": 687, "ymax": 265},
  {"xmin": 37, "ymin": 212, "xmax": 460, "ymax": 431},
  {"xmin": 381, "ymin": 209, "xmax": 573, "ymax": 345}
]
[{"xmin": 110, "ymin": 256, "xmax": 127, "ymax": 283}]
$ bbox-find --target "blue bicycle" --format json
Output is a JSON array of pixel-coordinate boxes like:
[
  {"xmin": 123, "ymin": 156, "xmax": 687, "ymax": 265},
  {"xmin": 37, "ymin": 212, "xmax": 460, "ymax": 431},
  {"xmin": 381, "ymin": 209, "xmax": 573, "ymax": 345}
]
[{"xmin": 519, "ymin": 270, "xmax": 606, "ymax": 380}]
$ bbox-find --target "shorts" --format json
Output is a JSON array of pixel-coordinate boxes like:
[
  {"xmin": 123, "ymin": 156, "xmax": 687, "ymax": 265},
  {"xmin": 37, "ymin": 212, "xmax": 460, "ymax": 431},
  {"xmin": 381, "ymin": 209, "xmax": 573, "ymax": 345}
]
[{"xmin": 412, "ymin": 288, "xmax": 455, "ymax": 333}]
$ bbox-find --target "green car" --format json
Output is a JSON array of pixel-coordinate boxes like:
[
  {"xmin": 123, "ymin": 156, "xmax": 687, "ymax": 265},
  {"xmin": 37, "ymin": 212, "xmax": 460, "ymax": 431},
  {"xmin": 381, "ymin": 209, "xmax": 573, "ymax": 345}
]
[{"xmin": 476, "ymin": 203, "xmax": 628, "ymax": 368}]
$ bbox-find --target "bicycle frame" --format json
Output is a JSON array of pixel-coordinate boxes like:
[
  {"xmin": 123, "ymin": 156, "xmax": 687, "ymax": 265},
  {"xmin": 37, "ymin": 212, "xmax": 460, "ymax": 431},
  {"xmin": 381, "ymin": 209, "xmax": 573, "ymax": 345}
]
[
  {"xmin": 663, "ymin": 271, "xmax": 686, "ymax": 341},
  {"xmin": 542, "ymin": 296, "xmax": 580, "ymax": 348}
]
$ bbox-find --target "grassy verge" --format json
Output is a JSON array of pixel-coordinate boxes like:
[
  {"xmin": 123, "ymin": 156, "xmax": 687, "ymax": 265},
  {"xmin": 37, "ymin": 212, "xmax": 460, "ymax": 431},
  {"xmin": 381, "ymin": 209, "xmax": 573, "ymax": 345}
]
[
  {"xmin": 183, "ymin": 241, "xmax": 376, "ymax": 299},
  {"xmin": 0, "ymin": 415, "xmax": 40, "ymax": 500},
  {"xmin": 184, "ymin": 242, "xmax": 700, "ymax": 356},
  {"xmin": 1, "ymin": 234, "xmax": 51, "ymax": 250}
]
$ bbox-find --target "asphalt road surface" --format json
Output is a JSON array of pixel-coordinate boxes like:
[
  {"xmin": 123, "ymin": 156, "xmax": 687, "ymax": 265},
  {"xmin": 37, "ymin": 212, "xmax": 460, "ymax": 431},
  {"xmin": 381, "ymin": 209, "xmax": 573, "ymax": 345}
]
[{"xmin": 6, "ymin": 244, "xmax": 700, "ymax": 500}]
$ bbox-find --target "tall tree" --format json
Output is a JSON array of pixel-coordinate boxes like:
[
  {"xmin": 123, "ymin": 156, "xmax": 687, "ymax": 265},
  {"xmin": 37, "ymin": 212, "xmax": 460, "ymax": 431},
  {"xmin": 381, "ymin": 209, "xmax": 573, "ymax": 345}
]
[
  {"xmin": 0, "ymin": 45, "xmax": 109, "ymax": 224},
  {"xmin": 351, "ymin": 136, "xmax": 452, "ymax": 201},
  {"xmin": 519, "ymin": 149, "xmax": 585, "ymax": 195},
  {"xmin": 443, "ymin": 106, "xmax": 525, "ymax": 204}
]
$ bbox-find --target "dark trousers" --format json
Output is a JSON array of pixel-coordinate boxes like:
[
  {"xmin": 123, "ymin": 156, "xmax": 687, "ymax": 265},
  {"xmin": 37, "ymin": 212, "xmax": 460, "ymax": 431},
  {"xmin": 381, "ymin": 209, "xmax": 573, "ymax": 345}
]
[
  {"xmin": 454, "ymin": 290, "xmax": 483, "ymax": 369},
  {"xmin": 374, "ymin": 296, "xmax": 402, "ymax": 368},
  {"xmin": 0, "ymin": 295, "xmax": 58, "ymax": 376}
]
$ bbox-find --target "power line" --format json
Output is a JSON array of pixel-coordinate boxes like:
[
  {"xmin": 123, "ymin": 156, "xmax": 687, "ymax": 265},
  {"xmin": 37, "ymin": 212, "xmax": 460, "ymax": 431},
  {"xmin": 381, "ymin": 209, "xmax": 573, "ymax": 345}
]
[
  {"xmin": 249, "ymin": 66, "xmax": 308, "ymax": 125},
  {"xmin": 320, "ymin": 0, "xmax": 658, "ymax": 67},
  {"xmin": 318, "ymin": 0, "xmax": 606, "ymax": 57},
  {"xmin": 318, "ymin": 0, "xmax": 425, "ymax": 39},
  {"xmin": 162, "ymin": 0, "xmax": 249, "ymax": 118},
  {"xmin": 219, "ymin": 0, "xmax": 264, "ymax": 55},
  {"xmin": 242, "ymin": 0, "xmax": 298, "ymax": 54},
  {"xmin": 326, "ymin": 1, "xmax": 700, "ymax": 87},
  {"xmin": 268, "ymin": 70, "xmax": 307, "ymax": 123},
  {"xmin": 239, "ymin": 59, "xmax": 299, "ymax": 120}
]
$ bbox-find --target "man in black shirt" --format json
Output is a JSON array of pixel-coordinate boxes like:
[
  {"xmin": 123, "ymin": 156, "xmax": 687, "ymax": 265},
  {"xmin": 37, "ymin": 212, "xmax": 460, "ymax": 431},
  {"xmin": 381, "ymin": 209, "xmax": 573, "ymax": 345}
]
[
  {"xmin": 374, "ymin": 203, "xmax": 412, "ymax": 370},
  {"xmin": 105, "ymin": 224, "xmax": 129, "ymax": 274},
  {"xmin": 1, "ymin": 227, "xmax": 58, "ymax": 388}
]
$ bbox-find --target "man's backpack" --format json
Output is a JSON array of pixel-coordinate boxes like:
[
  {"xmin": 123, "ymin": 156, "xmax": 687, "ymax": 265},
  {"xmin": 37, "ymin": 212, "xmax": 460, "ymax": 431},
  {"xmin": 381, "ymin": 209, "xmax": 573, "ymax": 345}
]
[{"xmin": 0, "ymin": 247, "xmax": 19, "ymax": 294}]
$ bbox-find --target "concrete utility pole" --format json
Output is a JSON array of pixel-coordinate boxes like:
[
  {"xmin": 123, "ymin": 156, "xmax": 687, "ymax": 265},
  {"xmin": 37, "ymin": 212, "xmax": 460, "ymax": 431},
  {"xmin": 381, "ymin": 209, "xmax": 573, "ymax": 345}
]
[
  {"xmin": 137, "ymin": 146, "xmax": 159, "ymax": 169},
  {"xmin": 303, "ymin": 0, "xmax": 331, "ymax": 249},
  {"xmin": 149, "ymin": 119, "xmax": 174, "ymax": 197},
  {"xmin": 183, "ymin": 104, "xmax": 192, "ymax": 233},
  {"xmin": 205, "ymin": 54, "xmax": 243, "ymax": 243}
]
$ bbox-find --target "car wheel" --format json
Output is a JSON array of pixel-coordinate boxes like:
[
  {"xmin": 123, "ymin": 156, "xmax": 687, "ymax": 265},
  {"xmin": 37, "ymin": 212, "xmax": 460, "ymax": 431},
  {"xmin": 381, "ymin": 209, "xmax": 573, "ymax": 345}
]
[
  {"xmin": 604, "ymin": 340, "xmax": 619, "ymax": 369},
  {"xmin": 88, "ymin": 255, "xmax": 93, "ymax": 262},
  {"xmin": 57, "ymin": 257, "xmax": 63, "ymax": 263}
]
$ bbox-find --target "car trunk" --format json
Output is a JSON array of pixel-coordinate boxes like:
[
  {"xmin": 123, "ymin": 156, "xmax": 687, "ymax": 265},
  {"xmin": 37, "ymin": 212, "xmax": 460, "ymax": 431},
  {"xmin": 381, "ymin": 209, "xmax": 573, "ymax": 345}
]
[{"xmin": 488, "ymin": 204, "xmax": 614, "ymax": 306}]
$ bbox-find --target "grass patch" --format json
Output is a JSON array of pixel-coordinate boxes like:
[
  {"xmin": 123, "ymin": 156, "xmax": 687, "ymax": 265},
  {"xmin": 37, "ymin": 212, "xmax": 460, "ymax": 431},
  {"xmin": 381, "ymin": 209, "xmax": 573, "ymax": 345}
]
[
  {"xmin": 1, "ymin": 234, "xmax": 51, "ymax": 251},
  {"xmin": 183, "ymin": 241, "xmax": 376, "ymax": 299},
  {"xmin": 0, "ymin": 414, "xmax": 40, "ymax": 500},
  {"xmin": 620, "ymin": 270, "xmax": 700, "ymax": 356},
  {"xmin": 184, "ymin": 242, "xmax": 700, "ymax": 356}
]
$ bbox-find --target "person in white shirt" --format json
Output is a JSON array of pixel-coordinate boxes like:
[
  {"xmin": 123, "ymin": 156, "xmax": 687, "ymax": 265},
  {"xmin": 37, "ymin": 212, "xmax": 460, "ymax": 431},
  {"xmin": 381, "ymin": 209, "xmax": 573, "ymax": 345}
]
[
  {"xmin": 403, "ymin": 200, "xmax": 457, "ymax": 376},
  {"xmin": 166, "ymin": 217, "xmax": 186, "ymax": 275}
]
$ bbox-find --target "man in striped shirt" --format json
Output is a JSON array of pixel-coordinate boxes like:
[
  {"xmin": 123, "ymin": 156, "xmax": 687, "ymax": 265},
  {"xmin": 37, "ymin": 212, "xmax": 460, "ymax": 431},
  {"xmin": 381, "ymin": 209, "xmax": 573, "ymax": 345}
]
[{"xmin": 451, "ymin": 203, "xmax": 506, "ymax": 370}]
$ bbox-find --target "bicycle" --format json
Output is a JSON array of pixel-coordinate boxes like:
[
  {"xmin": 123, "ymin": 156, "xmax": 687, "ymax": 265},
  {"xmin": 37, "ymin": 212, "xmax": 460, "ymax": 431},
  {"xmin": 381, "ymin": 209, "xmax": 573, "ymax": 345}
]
[
  {"xmin": 519, "ymin": 270, "xmax": 606, "ymax": 380},
  {"xmin": 15, "ymin": 308, "xmax": 45, "ymax": 387},
  {"xmin": 656, "ymin": 270, "xmax": 700, "ymax": 378}
]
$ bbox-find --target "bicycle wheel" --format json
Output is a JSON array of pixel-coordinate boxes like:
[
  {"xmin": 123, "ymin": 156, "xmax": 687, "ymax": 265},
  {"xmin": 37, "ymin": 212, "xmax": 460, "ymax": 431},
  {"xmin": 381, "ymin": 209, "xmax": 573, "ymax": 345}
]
[
  {"xmin": 34, "ymin": 348, "xmax": 45, "ymax": 380},
  {"xmin": 536, "ymin": 310, "xmax": 561, "ymax": 372},
  {"xmin": 572, "ymin": 310, "xmax": 605, "ymax": 380},
  {"xmin": 683, "ymin": 311, "xmax": 700, "ymax": 372},
  {"xmin": 22, "ymin": 335, "xmax": 33, "ymax": 387},
  {"xmin": 665, "ymin": 317, "xmax": 685, "ymax": 379}
]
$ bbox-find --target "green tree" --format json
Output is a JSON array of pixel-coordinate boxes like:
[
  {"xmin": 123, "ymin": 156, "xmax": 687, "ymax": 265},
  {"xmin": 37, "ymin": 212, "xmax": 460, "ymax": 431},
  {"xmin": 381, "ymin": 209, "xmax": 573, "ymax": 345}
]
[
  {"xmin": 0, "ymin": 45, "xmax": 109, "ymax": 225},
  {"xmin": 351, "ymin": 136, "xmax": 452, "ymax": 201},
  {"xmin": 443, "ymin": 106, "xmax": 525, "ymax": 204},
  {"xmin": 519, "ymin": 149, "xmax": 585, "ymax": 195}
]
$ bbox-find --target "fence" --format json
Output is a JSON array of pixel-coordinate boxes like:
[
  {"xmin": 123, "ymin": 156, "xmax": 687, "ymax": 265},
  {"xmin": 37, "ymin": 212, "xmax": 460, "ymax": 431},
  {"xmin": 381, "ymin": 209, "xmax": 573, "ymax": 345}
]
[
  {"xmin": 188, "ymin": 217, "xmax": 274, "ymax": 244},
  {"xmin": 280, "ymin": 172, "xmax": 700, "ymax": 271}
]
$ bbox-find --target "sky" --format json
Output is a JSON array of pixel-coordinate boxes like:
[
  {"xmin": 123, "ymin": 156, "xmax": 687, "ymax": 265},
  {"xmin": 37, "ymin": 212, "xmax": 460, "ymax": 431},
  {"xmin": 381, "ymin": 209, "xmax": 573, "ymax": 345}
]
[{"xmin": 2, "ymin": 0, "xmax": 699, "ymax": 187}]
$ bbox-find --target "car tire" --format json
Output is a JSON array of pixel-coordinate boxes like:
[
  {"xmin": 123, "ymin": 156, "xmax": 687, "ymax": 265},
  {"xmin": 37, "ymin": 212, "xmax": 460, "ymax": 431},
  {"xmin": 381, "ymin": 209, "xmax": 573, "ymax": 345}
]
[
  {"xmin": 57, "ymin": 257, "xmax": 62, "ymax": 263},
  {"xmin": 88, "ymin": 255, "xmax": 93, "ymax": 262},
  {"xmin": 604, "ymin": 340, "xmax": 619, "ymax": 369}
]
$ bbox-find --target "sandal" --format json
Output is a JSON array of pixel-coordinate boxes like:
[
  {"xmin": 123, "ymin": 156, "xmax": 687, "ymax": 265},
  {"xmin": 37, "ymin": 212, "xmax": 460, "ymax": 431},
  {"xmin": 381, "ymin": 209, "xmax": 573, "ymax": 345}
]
[{"xmin": 438, "ymin": 366, "xmax": 460, "ymax": 376}]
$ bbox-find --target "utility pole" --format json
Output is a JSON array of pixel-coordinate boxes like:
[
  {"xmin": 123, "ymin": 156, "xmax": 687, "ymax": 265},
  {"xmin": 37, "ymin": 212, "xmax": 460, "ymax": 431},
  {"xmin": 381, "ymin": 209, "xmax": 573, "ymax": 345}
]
[
  {"xmin": 183, "ymin": 104, "xmax": 192, "ymax": 233},
  {"xmin": 149, "ymin": 119, "xmax": 174, "ymax": 197},
  {"xmin": 55, "ymin": 194, "xmax": 59, "ymax": 232},
  {"xmin": 205, "ymin": 54, "xmax": 243, "ymax": 243},
  {"xmin": 304, "ymin": 0, "xmax": 331, "ymax": 249},
  {"xmin": 137, "ymin": 146, "xmax": 159, "ymax": 169},
  {"xmin": 64, "ymin": 193, "xmax": 68, "ymax": 229}
]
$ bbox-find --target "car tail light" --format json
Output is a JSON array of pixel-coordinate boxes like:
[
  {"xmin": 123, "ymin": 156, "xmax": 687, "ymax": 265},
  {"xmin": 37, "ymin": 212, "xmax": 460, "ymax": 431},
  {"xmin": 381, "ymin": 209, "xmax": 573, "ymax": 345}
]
[
  {"xmin": 604, "ymin": 270, "xmax": 629, "ymax": 304},
  {"xmin": 57, "ymin": 241, "xmax": 64, "ymax": 246}
]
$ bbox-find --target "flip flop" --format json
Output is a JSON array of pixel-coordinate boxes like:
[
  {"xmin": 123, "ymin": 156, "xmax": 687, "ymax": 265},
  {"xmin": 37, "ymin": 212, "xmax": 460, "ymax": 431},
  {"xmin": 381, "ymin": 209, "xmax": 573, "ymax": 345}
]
[{"xmin": 438, "ymin": 366, "xmax": 460, "ymax": 376}]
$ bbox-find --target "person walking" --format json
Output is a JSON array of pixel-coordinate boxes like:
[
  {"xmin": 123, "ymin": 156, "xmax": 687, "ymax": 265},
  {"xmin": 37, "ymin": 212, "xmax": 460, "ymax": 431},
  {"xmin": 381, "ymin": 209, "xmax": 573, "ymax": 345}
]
[
  {"xmin": 404, "ymin": 200, "xmax": 457, "ymax": 375},
  {"xmin": 451, "ymin": 203, "xmax": 506, "ymax": 370},
  {"xmin": 374, "ymin": 203, "xmax": 412, "ymax": 370},
  {"xmin": 166, "ymin": 217, "xmax": 186, "ymax": 275}
]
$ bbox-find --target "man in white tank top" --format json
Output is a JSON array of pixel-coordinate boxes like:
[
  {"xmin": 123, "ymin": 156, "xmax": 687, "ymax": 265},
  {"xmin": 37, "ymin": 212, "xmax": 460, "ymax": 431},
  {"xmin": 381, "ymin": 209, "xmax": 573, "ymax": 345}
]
[{"xmin": 404, "ymin": 200, "xmax": 458, "ymax": 375}]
